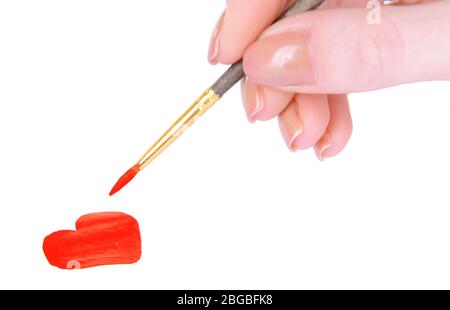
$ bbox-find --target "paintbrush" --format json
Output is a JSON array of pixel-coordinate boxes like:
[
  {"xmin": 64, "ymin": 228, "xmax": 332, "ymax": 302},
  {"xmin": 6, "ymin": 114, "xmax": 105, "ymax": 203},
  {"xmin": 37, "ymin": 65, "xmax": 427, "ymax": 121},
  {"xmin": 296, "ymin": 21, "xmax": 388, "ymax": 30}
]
[{"xmin": 109, "ymin": 0, "xmax": 325, "ymax": 196}]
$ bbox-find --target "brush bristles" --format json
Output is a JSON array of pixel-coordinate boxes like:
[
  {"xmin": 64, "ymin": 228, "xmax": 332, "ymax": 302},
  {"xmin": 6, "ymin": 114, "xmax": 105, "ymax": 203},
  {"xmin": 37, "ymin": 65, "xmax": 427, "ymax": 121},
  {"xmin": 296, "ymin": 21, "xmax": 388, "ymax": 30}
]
[{"xmin": 109, "ymin": 164, "xmax": 141, "ymax": 196}]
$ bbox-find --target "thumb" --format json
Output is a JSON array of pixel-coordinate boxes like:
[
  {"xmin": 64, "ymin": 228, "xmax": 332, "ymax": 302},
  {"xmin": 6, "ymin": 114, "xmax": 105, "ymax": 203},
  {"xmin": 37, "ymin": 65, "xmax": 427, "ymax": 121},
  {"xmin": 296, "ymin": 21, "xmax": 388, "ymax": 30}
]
[{"xmin": 243, "ymin": 1, "xmax": 450, "ymax": 94}]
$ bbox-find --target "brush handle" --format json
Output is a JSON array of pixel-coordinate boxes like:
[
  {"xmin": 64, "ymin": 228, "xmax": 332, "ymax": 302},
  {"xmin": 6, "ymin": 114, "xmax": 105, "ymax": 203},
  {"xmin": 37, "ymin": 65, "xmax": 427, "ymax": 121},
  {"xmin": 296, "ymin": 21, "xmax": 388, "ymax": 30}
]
[{"xmin": 211, "ymin": 0, "xmax": 325, "ymax": 97}]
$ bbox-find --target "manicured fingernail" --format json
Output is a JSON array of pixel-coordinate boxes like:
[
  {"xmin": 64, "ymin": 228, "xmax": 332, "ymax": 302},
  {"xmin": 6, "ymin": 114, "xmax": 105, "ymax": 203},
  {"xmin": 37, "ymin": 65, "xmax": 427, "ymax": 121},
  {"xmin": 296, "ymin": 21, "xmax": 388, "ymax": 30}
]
[
  {"xmin": 241, "ymin": 80, "xmax": 265, "ymax": 123},
  {"xmin": 243, "ymin": 32, "xmax": 317, "ymax": 87},
  {"xmin": 314, "ymin": 133, "xmax": 331, "ymax": 161},
  {"xmin": 208, "ymin": 12, "xmax": 225, "ymax": 65},
  {"xmin": 248, "ymin": 85, "xmax": 265, "ymax": 122},
  {"xmin": 288, "ymin": 129, "xmax": 303, "ymax": 152},
  {"xmin": 283, "ymin": 0, "xmax": 297, "ymax": 10},
  {"xmin": 279, "ymin": 111, "xmax": 303, "ymax": 152}
]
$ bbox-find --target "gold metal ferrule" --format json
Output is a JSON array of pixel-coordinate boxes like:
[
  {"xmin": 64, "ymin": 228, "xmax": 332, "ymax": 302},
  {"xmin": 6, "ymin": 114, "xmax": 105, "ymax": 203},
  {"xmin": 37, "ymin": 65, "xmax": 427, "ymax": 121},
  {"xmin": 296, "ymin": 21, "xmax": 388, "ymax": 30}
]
[{"xmin": 136, "ymin": 88, "xmax": 220, "ymax": 169}]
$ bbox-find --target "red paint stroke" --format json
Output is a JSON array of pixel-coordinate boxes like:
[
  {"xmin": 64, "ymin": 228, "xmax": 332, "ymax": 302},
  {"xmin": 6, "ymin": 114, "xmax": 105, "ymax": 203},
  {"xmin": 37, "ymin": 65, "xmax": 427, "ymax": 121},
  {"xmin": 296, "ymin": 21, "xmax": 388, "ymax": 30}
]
[
  {"xmin": 43, "ymin": 212, "xmax": 141, "ymax": 269},
  {"xmin": 109, "ymin": 164, "xmax": 141, "ymax": 196}
]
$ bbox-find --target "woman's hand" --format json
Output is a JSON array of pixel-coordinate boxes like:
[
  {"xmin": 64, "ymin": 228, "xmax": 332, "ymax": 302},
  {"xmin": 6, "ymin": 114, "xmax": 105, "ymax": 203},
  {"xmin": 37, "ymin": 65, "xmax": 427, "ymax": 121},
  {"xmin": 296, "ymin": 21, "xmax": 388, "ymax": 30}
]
[{"xmin": 207, "ymin": 0, "xmax": 450, "ymax": 160}]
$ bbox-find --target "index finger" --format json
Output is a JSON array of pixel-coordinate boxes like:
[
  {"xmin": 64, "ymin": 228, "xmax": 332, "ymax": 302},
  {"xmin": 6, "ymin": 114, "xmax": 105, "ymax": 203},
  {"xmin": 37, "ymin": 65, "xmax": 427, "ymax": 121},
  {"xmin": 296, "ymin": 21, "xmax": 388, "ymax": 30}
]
[{"xmin": 208, "ymin": 0, "xmax": 293, "ymax": 65}]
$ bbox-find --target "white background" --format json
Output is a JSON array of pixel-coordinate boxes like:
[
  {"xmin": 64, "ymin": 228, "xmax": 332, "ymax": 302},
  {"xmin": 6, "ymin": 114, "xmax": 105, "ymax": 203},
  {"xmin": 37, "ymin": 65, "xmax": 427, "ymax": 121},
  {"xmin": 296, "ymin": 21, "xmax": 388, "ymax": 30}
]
[{"xmin": 1, "ymin": 0, "xmax": 450, "ymax": 289}]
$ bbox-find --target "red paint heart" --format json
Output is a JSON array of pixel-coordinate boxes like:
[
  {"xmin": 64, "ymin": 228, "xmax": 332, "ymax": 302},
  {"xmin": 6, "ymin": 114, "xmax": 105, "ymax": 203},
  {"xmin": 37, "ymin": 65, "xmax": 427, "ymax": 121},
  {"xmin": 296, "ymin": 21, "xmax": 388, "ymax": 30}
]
[{"xmin": 43, "ymin": 212, "xmax": 141, "ymax": 269}]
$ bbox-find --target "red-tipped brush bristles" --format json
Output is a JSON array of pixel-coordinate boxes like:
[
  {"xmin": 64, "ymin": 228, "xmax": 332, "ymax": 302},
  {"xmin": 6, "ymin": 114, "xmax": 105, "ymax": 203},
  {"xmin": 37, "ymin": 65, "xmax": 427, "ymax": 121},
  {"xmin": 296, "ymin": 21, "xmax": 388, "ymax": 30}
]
[{"xmin": 109, "ymin": 164, "xmax": 141, "ymax": 196}]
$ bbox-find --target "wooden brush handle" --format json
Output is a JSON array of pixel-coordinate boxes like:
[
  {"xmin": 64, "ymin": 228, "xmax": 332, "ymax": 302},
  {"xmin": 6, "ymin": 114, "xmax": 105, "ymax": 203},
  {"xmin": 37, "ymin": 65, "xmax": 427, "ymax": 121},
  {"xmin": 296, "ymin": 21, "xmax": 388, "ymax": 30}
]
[{"xmin": 211, "ymin": 0, "xmax": 325, "ymax": 97}]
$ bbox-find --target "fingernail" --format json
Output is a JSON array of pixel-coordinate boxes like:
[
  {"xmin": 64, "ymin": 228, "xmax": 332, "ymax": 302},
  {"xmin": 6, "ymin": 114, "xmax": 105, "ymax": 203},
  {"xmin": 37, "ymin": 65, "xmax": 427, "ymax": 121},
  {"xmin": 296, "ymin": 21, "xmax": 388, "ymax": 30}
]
[
  {"xmin": 208, "ymin": 12, "xmax": 225, "ymax": 65},
  {"xmin": 241, "ymin": 80, "xmax": 265, "ymax": 123},
  {"xmin": 243, "ymin": 32, "xmax": 317, "ymax": 87},
  {"xmin": 279, "ymin": 111, "xmax": 303, "ymax": 152},
  {"xmin": 248, "ymin": 85, "xmax": 265, "ymax": 122},
  {"xmin": 283, "ymin": 0, "xmax": 297, "ymax": 10},
  {"xmin": 314, "ymin": 133, "xmax": 331, "ymax": 161}
]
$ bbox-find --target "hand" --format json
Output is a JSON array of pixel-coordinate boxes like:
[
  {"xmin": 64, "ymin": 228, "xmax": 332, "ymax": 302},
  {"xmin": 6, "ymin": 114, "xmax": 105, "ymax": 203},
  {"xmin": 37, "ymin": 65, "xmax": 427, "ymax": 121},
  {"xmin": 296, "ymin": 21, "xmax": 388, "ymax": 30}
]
[{"xmin": 207, "ymin": 0, "xmax": 450, "ymax": 160}]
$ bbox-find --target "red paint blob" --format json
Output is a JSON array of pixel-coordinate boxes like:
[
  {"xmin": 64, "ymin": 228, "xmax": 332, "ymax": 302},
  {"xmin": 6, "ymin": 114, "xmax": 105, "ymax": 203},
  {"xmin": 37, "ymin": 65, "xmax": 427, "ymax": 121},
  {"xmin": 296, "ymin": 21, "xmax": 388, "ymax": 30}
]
[
  {"xmin": 43, "ymin": 212, "xmax": 141, "ymax": 269},
  {"xmin": 109, "ymin": 164, "xmax": 141, "ymax": 196}
]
